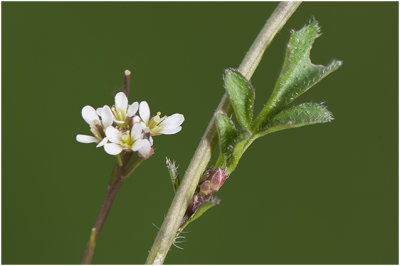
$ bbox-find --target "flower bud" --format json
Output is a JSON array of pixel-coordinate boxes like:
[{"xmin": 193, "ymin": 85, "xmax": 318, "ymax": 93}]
[
  {"xmin": 210, "ymin": 168, "xmax": 226, "ymax": 193},
  {"xmin": 199, "ymin": 180, "xmax": 212, "ymax": 197},
  {"xmin": 199, "ymin": 168, "xmax": 213, "ymax": 183},
  {"xmin": 139, "ymin": 147, "xmax": 154, "ymax": 160},
  {"xmin": 188, "ymin": 193, "xmax": 202, "ymax": 215}
]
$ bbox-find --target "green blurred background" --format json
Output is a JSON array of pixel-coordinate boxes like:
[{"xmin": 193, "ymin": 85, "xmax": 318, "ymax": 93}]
[{"xmin": 2, "ymin": 2, "xmax": 398, "ymax": 264}]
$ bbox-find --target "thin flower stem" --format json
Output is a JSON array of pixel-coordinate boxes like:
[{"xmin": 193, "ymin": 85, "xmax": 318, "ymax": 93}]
[
  {"xmin": 124, "ymin": 69, "xmax": 131, "ymax": 99},
  {"xmin": 123, "ymin": 156, "xmax": 143, "ymax": 179},
  {"xmin": 81, "ymin": 71, "xmax": 136, "ymax": 264},
  {"xmin": 81, "ymin": 177, "xmax": 124, "ymax": 264},
  {"xmin": 145, "ymin": 2, "xmax": 301, "ymax": 264},
  {"xmin": 108, "ymin": 158, "xmax": 119, "ymax": 188},
  {"xmin": 81, "ymin": 152, "xmax": 133, "ymax": 264},
  {"xmin": 116, "ymin": 154, "xmax": 123, "ymax": 166}
]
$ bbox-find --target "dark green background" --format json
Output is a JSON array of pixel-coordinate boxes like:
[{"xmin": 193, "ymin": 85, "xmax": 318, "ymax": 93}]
[{"xmin": 2, "ymin": 2, "xmax": 398, "ymax": 264}]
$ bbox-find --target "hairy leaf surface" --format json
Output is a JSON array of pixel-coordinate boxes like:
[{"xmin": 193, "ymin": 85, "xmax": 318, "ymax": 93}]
[
  {"xmin": 255, "ymin": 20, "xmax": 342, "ymax": 130},
  {"xmin": 216, "ymin": 112, "xmax": 238, "ymax": 167},
  {"xmin": 224, "ymin": 69, "xmax": 255, "ymax": 130},
  {"xmin": 257, "ymin": 102, "xmax": 333, "ymax": 137}
]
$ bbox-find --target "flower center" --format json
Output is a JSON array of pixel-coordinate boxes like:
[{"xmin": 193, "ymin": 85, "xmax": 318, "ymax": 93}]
[
  {"xmin": 90, "ymin": 120, "xmax": 105, "ymax": 141},
  {"xmin": 112, "ymin": 106, "xmax": 126, "ymax": 122},
  {"xmin": 120, "ymin": 131, "xmax": 135, "ymax": 149},
  {"xmin": 148, "ymin": 112, "xmax": 167, "ymax": 134}
]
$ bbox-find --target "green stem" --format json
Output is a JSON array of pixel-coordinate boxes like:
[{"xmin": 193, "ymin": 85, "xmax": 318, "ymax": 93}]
[{"xmin": 145, "ymin": 2, "xmax": 301, "ymax": 264}]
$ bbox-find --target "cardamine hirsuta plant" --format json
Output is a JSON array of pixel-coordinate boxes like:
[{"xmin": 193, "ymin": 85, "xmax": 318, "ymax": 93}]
[{"xmin": 77, "ymin": 2, "xmax": 342, "ymax": 264}]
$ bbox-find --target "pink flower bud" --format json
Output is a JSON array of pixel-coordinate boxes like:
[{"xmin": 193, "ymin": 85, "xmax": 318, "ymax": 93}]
[
  {"xmin": 188, "ymin": 193, "xmax": 203, "ymax": 215},
  {"xmin": 210, "ymin": 168, "xmax": 226, "ymax": 193},
  {"xmin": 199, "ymin": 168, "xmax": 213, "ymax": 183},
  {"xmin": 199, "ymin": 180, "xmax": 212, "ymax": 196},
  {"xmin": 139, "ymin": 147, "xmax": 154, "ymax": 160}
]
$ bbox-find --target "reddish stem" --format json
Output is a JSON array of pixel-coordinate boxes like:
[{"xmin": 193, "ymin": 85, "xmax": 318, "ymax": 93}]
[{"xmin": 81, "ymin": 153, "xmax": 132, "ymax": 264}]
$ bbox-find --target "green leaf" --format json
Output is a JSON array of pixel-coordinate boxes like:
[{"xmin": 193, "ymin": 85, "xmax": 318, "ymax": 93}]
[
  {"xmin": 166, "ymin": 157, "xmax": 180, "ymax": 193},
  {"xmin": 179, "ymin": 197, "xmax": 220, "ymax": 231},
  {"xmin": 224, "ymin": 68, "xmax": 255, "ymax": 130},
  {"xmin": 254, "ymin": 19, "xmax": 342, "ymax": 131},
  {"xmin": 256, "ymin": 102, "xmax": 333, "ymax": 137},
  {"xmin": 216, "ymin": 112, "xmax": 238, "ymax": 167}
]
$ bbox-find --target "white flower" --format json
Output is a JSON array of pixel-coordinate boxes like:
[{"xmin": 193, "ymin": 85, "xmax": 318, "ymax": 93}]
[
  {"xmin": 111, "ymin": 92, "xmax": 139, "ymax": 126},
  {"xmin": 138, "ymin": 101, "xmax": 184, "ymax": 136},
  {"xmin": 104, "ymin": 123, "xmax": 152, "ymax": 158},
  {"xmin": 77, "ymin": 91, "xmax": 184, "ymax": 161},
  {"xmin": 76, "ymin": 105, "xmax": 113, "ymax": 147}
]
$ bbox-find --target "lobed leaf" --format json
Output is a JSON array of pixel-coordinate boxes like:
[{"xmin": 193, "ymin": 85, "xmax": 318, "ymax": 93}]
[
  {"xmin": 256, "ymin": 102, "xmax": 333, "ymax": 137},
  {"xmin": 223, "ymin": 68, "xmax": 255, "ymax": 130},
  {"xmin": 255, "ymin": 19, "xmax": 342, "ymax": 130}
]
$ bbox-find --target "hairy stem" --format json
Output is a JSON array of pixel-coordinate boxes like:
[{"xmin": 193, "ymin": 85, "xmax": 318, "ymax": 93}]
[{"xmin": 145, "ymin": 2, "xmax": 301, "ymax": 264}]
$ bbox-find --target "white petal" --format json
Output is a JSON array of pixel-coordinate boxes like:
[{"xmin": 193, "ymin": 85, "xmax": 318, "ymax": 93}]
[
  {"xmin": 139, "ymin": 101, "xmax": 150, "ymax": 123},
  {"xmin": 82, "ymin": 105, "xmax": 100, "ymax": 125},
  {"xmin": 131, "ymin": 139, "xmax": 146, "ymax": 151},
  {"xmin": 131, "ymin": 123, "xmax": 143, "ymax": 140},
  {"xmin": 133, "ymin": 115, "xmax": 141, "ymax": 123},
  {"xmin": 76, "ymin": 134, "xmax": 97, "ymax": 143},
  {"xmin": 96, "ymin": 107, "xmax": 103, "ymax": 116},
  {"xmin": 104, "ymin": 143, "xmax": 123, "ymax": 155},
  {"xmin": 149, "ymin": 136, "xmax": 153, "ymax": 145},
  {"xmin": 160, "ymin": 114, "xmax": 184, "ymax": 129},
  {"xmin": 127, "ymin": 102, "xmax": 139, "ymax": 117},
  {"xmin": 160, "ymin": 126, "xmax": 182, "ymax": 135},
  {"xmin": 96, "ymin": 137, "xmax": 108, "ymax": 147},
  {"xmin": 140, "ymin": 121, "xmax": 149, "ymax": 131},
  {"xmin": 100, "ymin": 105, "xmax": 114, "ymax": 128},
  {"xmin": 105, "ymin": 126, "xmax": 121, "ymax": 143},
  {"xmin": 137, "ymin": 140, "xmax": 152, "ymax": 158},
  {"xmin": 115, "ymin": 92, "xmax": 128, "ymax": 111}
]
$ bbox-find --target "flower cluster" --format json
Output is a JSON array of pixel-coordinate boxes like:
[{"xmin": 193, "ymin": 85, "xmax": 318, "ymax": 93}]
[
  {"xmin": 76, "ymin": 92, "xmax": 184, "ymax": 159},
  {"xmin": 180, "ymin": 168, "xmax": 227, "ymax": 227}
]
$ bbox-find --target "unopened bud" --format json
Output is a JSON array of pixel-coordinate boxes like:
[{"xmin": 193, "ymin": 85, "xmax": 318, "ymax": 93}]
[
  {"xmin": 199, "ymin": 180, "xmax": 212, "ymax": 196},
  {"xmin": 139, "ymin": 147, "xmax": 154, "ymax": 160},
  {"xmin": 188, "ymin": 193, "xmax": 202, "ymax": 215},
  {"xmin": 199, "ymin": 168, "xmax": 213, "ymax": 183},
  {"xmin": 210, "ymin": 168, "xmax": 226, "ymax": 193}
]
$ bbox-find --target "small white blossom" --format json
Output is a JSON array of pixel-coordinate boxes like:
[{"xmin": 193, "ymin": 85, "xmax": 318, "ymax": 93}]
[
  {"xmin": 112, "ymin": 92, "xmax": 138, "ymax": 126},
  {"xmin": 138, "ymin": 101, "xmax": 184, "ymax": 136},
  {"xmin": 76, "ymin": 105, "xmax": 113, "ymax": 147},
  {"xmin": 104, "ymin": 123, "xmax": 152, "ymax": 159},
  {"xmin": 77, "ymin": 89, "xmax": 184, "ymax": 161}
]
